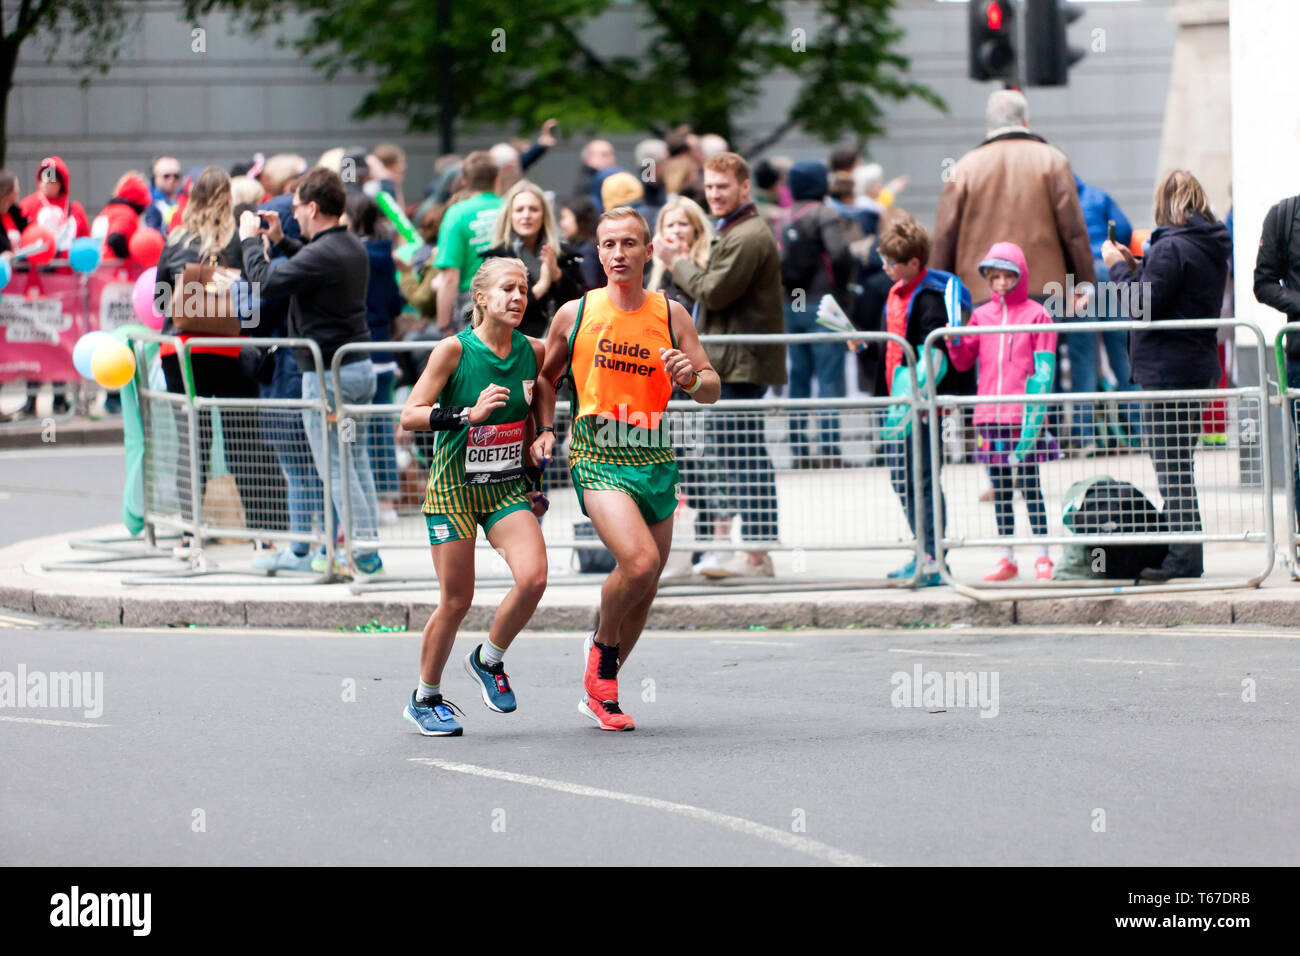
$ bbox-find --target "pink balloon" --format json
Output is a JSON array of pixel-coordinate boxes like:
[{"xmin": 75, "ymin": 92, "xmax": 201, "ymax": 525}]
[{"xmin": 132, "ymin": 267, "xmax": 163, "ymax": 330}]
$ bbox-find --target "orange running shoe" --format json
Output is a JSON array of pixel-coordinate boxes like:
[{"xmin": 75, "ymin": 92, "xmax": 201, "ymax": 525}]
[
  {"xmin": 579, "ymin": 695, "xmax": 636, "ymax": 731},
  {"xmin": 583, "ymin": 637, "xmax": 620, "ymax": 704}
]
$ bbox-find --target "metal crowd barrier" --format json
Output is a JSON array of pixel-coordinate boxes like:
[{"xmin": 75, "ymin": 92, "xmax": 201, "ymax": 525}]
[
  {"xmin": 331, "ymin": 332, "xmax": 928, "ymax": 593},
  {"xmin": 110, "ymin": 334, "xmax": 342, "ymax": 584},
  {"xmin": 110, "ymin": 321, "xmax": 1290, "ymax": 600},
  {"xmin": 924, "ymin": 318, "xmax": 1275, "ymax": 599}
]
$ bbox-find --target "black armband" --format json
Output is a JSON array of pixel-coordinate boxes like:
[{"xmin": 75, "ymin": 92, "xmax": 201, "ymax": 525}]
[
  {"xmin": 428, "ymin": 406, "xmax": 470, "ymax": 431},
  {"xmin": 524, "ymin": 465, "xmax": 543, "ymax": 493}
]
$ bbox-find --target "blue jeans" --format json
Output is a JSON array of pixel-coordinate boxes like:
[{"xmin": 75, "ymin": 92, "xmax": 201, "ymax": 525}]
[
  {"xmin": 889, "ymin": 421, "xmax": 945, "ymax": 559},
  {"xmin": 1064, "ymin": 260, "xmax": 1138, "ymax": 443},
  {"xmin": 261, "ymin": 406, "xmax": 323, "ymax": 555},
  {"xmin": 302, "ymin": 360, "xmax": 380, "ymax": 553},
  {"xmin": 785, "ymin": 303, "xmax": 846, "ymax": 458},
  {"xmin": 366, "ymin": 370, "xmax": 399, "ymax": 496}
]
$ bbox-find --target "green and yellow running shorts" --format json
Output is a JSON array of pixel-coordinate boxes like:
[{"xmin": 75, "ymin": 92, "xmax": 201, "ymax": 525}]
[
  {"xmin": 425, "ymin": 495, "xmax": 532, "ymax": 545},
  {"xmin": 571, "ymin": 457, "xmax": 681, "ymax": 525}
]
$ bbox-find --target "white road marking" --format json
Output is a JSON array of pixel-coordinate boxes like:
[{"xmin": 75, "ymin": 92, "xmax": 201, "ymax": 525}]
[
  {"xmin": 1082, "ymin": 658, "xmax": 1183, "ymax": 667},
  {"xmin": 888, "ymin": 648, "xmax": 985, "ymax": 658},
  {"xmin": 411, "ymin": 757, "xmax": 879, "ymax": 867},
  {"xmin": 0, "ymin": 715, "xmax": 108, "ymax": 728},
  {"xmin": 711, "ymin": 639, "xmax": 801, "ymax": 647}
]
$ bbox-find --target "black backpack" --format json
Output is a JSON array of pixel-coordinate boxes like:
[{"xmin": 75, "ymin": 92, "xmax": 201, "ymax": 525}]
[
  {"xmin": 1062, "ymin": 476, "xmax": 1168, "ymax": 580},
  {"xmin": 779, "ymin": 202, "xmax": 830, "ymax": 292}
]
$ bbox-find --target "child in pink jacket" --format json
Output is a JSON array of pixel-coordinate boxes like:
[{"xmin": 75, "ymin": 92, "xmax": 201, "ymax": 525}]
[{"xmin": 948, "ymin": 242, "xmax": 1061, "ymax": 581}]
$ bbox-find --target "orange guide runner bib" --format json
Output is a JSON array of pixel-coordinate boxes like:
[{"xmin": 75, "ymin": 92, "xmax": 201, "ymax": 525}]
[{"xmin": 568, "ymin": 288, "xmax": 676, "ymax": 429}]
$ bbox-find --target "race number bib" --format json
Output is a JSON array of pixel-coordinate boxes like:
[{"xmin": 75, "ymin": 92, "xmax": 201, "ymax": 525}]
[{"xmin": 465, "ymin": 420, "xmax": 525, "ymax": 485}]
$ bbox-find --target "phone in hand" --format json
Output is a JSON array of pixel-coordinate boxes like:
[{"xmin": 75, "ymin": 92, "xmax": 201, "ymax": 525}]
[{"xmin": 1107, "ymin": 219, "xmax": 1117, "ymax": 244}]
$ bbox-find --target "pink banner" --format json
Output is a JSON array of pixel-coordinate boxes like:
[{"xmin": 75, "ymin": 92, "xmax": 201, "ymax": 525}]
[
  {"xmin": 0, "ymin": 267, "xmax": 88, "ymax": 383},
  {"xmin": 87, "ymin": 260, "xmax": 144, "ymax": 335}
]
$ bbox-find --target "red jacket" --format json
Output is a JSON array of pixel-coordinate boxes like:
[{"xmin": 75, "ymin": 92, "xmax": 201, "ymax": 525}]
[
  {"xmin": 19, "ymin": 155, "xmax": 91, "ymax": 252},
  {"xmin": 92, "ymin": 173, "xmax": 151, "ymax": 259}
]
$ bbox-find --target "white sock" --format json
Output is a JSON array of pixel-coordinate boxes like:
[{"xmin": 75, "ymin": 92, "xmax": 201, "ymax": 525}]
[
  {"xmin": 1036, "ymin": 544, "xmax": 1050, "ymax": 558},
  {"xmin": 480, "ymin": 641, "xmax": 506, "ymax": 667},
  {"xmin": 1000, "ymin": 546, "xmax": 1014, "ymax": 562},
  {"xmin": 417, "ymin": 680, "xmax": 440, "ymax": 702}
]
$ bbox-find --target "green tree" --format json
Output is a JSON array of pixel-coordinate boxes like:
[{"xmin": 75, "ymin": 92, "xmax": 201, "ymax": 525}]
[
  {"xmin": 193, "ymin": 0, "xmax": 942, "ymax": 154},
  {"xmin": 0, "ymin": 1, "xmax": 137, "ymax": 164}
]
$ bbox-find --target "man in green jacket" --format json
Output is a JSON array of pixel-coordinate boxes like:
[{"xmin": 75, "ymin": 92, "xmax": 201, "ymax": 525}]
[{"xmin": 655, "ymin": 151, "xmax": 786, "ymax": 579}]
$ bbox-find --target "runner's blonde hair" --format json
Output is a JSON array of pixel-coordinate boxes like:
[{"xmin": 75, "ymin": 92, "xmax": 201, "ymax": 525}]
[{"xmin": 471, "ymin": 256, "xmax": 529, "ymax": 328}]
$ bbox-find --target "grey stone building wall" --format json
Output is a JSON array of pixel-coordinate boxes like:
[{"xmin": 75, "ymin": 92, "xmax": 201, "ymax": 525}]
[{"xmin": 6, "ymin": 0, "xmax": 1179, "ymax": 232}]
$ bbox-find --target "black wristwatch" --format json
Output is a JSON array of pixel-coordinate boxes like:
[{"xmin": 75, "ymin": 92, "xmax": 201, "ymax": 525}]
[{"xmin": 538, "ymin": 425, "xmax": 555, "ymax": 435}]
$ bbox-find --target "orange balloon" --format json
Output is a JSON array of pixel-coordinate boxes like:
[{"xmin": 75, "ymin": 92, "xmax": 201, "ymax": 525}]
[
  {"xmin": 91, "ymin": 339, "xmax": 136, "ymax": 390},
  {"xmin": 1130, "ymin": 228, "xmax": 1151, "ymax": 258}
]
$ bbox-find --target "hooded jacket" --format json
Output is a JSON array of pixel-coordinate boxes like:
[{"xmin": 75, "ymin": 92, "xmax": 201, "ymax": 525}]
[
  {"xmin": 19, "ymin": 156, "xmax": 90, "ymax": 252},
  {"xmin": 92, "ymin": 173, "xmax": 151, "ymax": 259},
  {"xmin": 948, "ymin": 242, "xmax": 1056, "ymax": 426},
  {"xmin": 1109, "ymin": 214, "xmax": 1231, "ymax": 388}
]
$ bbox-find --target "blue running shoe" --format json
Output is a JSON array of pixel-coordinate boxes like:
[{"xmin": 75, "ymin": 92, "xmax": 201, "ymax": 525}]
[
  {"xmin": 464, "ymin": 645, "xmax": 517, "ymax": 713},
  {"xmin": 404, "ymin": 691, "xmax": 464, "ymax": 736},
  {"xmin": 919, "ymin": 560, "xmax": 947, "ymax": 588},
  {"xmin": 887, "ymin": 557, "xmax": 918, "ymax": 579},
  {"xmin": 353, "ymin": 550, "xmax": 384, "ymax": 578}
]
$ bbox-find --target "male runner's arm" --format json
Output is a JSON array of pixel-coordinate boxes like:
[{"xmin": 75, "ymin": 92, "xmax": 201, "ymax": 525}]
[
  {"xmin": 661, "ymin": 299, "xmax": 720, "ymax": 404},
  {"xmin": 528, "ymin": 298, "xmax": 577, "ymax": 466},
  {"xmin": 523, "ymin": 336, "xmax": 551, "ymax": 517},
  {"xmin": 399, "ymin": 336, "xmax": 509, "ymax": 431}
]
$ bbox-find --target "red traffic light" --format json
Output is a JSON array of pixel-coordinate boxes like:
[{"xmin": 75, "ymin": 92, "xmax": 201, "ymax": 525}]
[{"xmin": 986, "ymin": 1, "xmax": 1004, "ymax": 31}]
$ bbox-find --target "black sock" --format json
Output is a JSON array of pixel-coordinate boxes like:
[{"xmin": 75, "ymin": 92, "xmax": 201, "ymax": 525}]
[{"xmin": 597, "ymin": 642, "xmax": 619, "ymax": 680}]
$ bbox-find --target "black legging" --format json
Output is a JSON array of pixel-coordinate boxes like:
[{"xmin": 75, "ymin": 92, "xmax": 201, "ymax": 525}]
[{"xmin": 988, "ymin": 462, "xmax": 1047, "ymax": 538}]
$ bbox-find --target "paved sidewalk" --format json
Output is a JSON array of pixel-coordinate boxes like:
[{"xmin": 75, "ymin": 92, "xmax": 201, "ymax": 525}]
[
  {"xmin": 3, "ymin": 521, "xmax": 1300, "ymax": 632},
  {"xmin": 0, "ymin": 414, "xmax": 123, "ymax": 449}
]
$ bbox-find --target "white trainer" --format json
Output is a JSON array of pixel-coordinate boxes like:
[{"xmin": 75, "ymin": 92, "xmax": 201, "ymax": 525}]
[{"xmin": 700, "ymin": 551, "xmax": 775, "ymax": 580}]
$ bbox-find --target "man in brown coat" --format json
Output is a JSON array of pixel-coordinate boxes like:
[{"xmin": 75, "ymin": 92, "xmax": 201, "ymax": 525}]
[
  {"xmin": 656, "ymin": 151, "xmax": 786, "ymax": 579},
  {"xmin": 932, "ymin": 90, "xmax": 1095, "ymax": 308}
]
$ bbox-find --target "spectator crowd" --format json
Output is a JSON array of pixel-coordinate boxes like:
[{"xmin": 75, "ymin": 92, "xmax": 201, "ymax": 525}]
[{"xmin": 2, "ymin": 87, "xmax": 1260, "ymax": 585}]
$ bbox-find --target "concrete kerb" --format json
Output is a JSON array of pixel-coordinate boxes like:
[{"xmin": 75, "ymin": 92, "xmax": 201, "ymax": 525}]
[{"xmin": 4, "ymin": 526, "xmax": 1300, "ymax": 631}]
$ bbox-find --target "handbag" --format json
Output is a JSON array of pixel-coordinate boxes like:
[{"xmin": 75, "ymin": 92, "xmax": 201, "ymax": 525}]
[
  {"xmin": 175, "ymin": 254, "xmax": 242, "ymax": 336},
  {"xmin": 201, "ymin": 406, "xmax": 247, "ymax": 542}
]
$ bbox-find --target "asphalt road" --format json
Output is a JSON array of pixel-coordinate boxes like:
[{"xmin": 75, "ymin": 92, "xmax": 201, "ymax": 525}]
[
  {"xmin": 3, "ymin": 618, "xmax": 1297, "ymax": 866},
  {"xmin": 0, "ymin": 446, "xmax": 127, "ymax": 548}
]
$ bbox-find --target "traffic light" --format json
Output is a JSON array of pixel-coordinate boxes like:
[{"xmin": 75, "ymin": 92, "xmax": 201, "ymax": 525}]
[
  {"xmin": 968, "ymin": 0, "xmax": 1017, "ymax": 83},
  {"xmin": 1024, "ymin": 0, "xmax": 1086, "ymax": 86}
]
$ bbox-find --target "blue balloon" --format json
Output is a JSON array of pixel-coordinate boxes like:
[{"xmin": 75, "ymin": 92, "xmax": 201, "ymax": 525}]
[
  {"xmin": 69, "ymin": 237, "xmax": 101, "ymax": 274},
  {"xmin": 73, "ymin": 331, "xmax": 115, "ymax": 380},
  {"xmin": 0, "ymin": 256, "xmax": 11, "ymax": 292}
]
